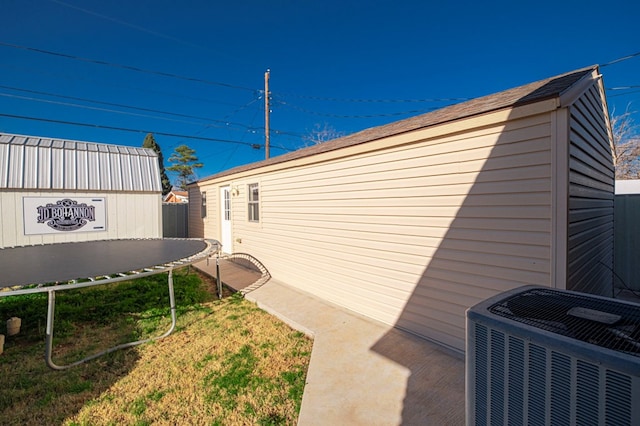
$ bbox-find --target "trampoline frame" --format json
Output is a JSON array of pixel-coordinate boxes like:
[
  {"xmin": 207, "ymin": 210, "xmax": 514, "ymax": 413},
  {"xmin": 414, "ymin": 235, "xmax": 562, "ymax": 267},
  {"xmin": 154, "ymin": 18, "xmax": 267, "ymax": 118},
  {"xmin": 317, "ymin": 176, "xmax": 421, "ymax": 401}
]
[{"xmin": 0, "ymin": 238, "xmax": 221, "ymax": 370}]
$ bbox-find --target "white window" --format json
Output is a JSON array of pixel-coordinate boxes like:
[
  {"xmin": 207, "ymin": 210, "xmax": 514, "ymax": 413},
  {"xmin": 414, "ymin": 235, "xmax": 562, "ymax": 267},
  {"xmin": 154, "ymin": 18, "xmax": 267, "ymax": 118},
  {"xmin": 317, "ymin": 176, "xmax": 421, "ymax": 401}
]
[
  {"xmin": 201, "ymin": 191, "xmax": 207, "ymax": 218},
  {"xmin": 248, "ymin": 183, "xmax": 259, "ymax": 222},
  {"xmin": 223, "ymin": 188, "xmax": 230, "ymax": 221}
]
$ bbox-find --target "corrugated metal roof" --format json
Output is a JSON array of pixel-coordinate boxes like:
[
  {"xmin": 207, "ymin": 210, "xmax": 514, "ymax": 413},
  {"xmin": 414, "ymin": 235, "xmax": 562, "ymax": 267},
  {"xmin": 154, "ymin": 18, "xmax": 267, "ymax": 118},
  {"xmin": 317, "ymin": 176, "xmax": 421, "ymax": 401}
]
[
  {"xmin": 0, "ymin": 133, "xmax": 162, "ymax": 192},
  {"xmin": 193, "ymin": 66, "xmax": 598, "ymax": 184}
]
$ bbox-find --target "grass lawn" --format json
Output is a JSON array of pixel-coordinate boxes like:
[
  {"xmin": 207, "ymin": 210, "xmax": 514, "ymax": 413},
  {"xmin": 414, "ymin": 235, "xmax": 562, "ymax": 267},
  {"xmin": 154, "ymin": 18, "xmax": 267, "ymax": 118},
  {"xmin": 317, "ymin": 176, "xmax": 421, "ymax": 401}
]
[{"xmin": 0, "ymin": 268, "xmax": 312, "ymax": 425}]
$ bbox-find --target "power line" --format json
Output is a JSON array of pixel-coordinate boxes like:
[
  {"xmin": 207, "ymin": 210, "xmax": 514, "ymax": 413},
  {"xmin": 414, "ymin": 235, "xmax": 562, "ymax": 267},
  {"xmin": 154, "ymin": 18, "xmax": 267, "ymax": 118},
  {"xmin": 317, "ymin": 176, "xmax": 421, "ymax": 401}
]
[
  {"xmin": 0, "ymin": 42, "xmax": 256, "ymax": 92},
  {"xmin": 0, "ymin": 85, "xmax": 304, "ymax": 138},
  {"xmin": 274, "ymin": 92, "xmax": 470, "ymax": 103},
  {"xmin": 163, "ymin": 97, "xmax": 261, "ymax": 152},
  {"xmin": 0, "ymin": 85, "xmax": 255, "ymax": 130},
  {"xmin": 601, "ymin": 51, "xmax": 640, "ymax": 67},
  {"xmin": 49, "ymin": 0, "xmax": 208, "ymax": 52},
  {"xmin": 0, "ymin": 43, "xmax": 470, "ymax": 106},
  {"xmin": 0, "ymin": 113, "xmax": 294, "ymax": 152},
  {"xmin": 48, "ymin": 0, "xmax": 241, "ymax": 61},
  {"xmin": 607, "ymin": 86, "xmax": 640, "ymax": 90},
  {"xmin": 0, "ymin": 62, "xmax": 247, "ymax": 108},
  {"xmin": 0, "ymin": 92, "xmax": 224, "ymax": 127},
  {"xmin": 609, "ymin": 88, "xmax": 640, "ymax": 98},
  {"xmin": 216, "ymin": 97, "xmax": 265, "ymax": 170},
  {"xmin": 276, "ymin": 100, "xmax": 443, "ymax": 118},
  {"xmin": 10, "ymin": 41, "xmax": 637, "ymax": 146},
  {"xmin": 2, "ymin": 39, "xmax": 472, "ymax": 107},
  {"xmin": 274, "ymin": 50, "xmax": 640, "ymax": 104}
]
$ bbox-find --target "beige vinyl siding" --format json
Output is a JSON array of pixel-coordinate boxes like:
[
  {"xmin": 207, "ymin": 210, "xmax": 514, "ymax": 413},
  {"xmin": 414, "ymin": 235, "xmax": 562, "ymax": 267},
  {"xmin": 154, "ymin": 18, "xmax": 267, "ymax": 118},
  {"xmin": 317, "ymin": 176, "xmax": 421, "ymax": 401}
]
[
  {"xmin": 187, "ymin": 188, "xmax": 203, "ymax": 237},
  {"xmin": 187, "ymin": 187, "xmax": 218, "ymax": 239},
  {"xmin": 0, "ymin": 191, "xmax": 161, "ymax": 248},
  {"xmin": 566, "ymin": 83, "xmax": 615, "ymax": 296},
  {"xmin": 205, "ymin": 188, "xmax": 218, "ymax": 238},
  {"xmin": 223, "ymin": 111, "xmax": 554, "ymax": 352}
]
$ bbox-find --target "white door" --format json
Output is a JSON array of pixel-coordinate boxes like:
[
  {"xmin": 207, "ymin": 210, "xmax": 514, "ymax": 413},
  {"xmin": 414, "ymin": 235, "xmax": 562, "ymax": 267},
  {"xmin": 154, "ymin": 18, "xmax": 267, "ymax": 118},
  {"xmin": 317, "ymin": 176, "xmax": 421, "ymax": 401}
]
[{"xmin": 220, "ymin": 186, "xmax": 232, "ymax": 253}]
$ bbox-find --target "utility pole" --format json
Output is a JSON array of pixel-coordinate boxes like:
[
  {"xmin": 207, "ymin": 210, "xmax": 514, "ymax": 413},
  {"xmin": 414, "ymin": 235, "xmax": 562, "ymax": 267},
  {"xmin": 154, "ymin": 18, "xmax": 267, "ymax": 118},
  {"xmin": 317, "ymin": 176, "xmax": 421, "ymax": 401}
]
[{"xmin": 264, "ymin": 69, "xmax": 270, "ymax": 160}]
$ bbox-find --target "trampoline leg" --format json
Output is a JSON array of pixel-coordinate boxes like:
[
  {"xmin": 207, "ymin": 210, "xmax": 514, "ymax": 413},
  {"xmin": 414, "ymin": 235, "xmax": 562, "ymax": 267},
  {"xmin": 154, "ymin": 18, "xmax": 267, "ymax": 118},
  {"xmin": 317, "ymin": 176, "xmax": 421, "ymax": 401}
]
[
  {"xmin": 166, "ymin": 268, "xmax": 177, "ymax": 335},
  {"xmin": 45, "ymin": 289, "xmax": 58, "ymax": 369},
  {"xmin": 45, "ymin": 269, "xmax": 179, "ymax": 370},
  {"xmin": 216, "ymin": 254, "xmax": 222, "ymax": 299}
]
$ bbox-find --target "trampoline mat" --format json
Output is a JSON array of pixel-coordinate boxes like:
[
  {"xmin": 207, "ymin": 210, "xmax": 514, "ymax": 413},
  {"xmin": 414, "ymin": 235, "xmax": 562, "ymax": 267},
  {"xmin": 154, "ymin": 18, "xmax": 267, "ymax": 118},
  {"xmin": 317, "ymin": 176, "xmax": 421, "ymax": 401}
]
[{"xmin": 0, "ymin": 239, "xmax": 208, "ymax": 288}]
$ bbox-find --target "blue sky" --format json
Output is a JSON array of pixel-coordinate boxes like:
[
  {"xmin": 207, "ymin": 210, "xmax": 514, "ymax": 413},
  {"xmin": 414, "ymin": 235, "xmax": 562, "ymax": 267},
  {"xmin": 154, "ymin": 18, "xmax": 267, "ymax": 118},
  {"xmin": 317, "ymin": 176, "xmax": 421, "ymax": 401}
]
[{"xmin": 1, "ymin": 0, "xmax": 639, "ymax": 183}]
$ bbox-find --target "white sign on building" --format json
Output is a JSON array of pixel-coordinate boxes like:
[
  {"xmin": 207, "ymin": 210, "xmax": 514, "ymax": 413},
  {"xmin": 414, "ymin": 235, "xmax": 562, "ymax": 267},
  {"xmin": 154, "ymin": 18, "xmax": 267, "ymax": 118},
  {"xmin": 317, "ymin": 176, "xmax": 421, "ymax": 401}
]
[{"xmin": 23, "ymin": 197, "xmax": 107, "ymax": 235}]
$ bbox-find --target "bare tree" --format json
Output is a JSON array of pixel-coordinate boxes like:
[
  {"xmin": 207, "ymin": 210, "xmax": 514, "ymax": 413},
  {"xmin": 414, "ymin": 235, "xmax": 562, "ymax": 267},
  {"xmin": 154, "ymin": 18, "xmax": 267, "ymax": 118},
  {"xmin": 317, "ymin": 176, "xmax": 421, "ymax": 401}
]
[
  {"xmin": 612, "ymin": 109, "xmax": 640, "ymax": 179},
  {"xmin": 302, "ymin": 123, "xmax": 345, "ymax": 146}
]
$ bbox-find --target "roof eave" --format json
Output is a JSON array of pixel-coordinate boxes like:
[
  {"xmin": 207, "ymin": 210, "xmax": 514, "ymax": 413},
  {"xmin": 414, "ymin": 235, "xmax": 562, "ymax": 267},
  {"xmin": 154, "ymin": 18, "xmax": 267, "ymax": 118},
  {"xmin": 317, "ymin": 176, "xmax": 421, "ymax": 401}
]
[{"xmin": 191, "ymin": 65, "xmax": 599, "ymax": 186}]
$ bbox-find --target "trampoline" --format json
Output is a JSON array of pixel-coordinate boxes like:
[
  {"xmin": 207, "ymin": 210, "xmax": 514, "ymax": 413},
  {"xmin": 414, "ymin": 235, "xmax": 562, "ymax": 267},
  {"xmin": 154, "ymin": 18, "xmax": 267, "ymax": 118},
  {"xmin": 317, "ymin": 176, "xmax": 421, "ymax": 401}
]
[{"xmin": 0, "ymin": 238, "xmax": 220, "ymax": 369}]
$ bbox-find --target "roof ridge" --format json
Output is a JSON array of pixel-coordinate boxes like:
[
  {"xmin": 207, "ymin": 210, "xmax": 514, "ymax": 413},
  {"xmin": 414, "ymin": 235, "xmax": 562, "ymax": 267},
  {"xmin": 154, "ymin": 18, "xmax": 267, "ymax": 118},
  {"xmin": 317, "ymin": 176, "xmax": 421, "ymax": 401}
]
[
  {"xmin": 195, "ymin": 65, "xmax": 599, "ymax": 183},
  {"xmin": 0, "ymin": 132, "xmax": 157, "ymax": 156}
]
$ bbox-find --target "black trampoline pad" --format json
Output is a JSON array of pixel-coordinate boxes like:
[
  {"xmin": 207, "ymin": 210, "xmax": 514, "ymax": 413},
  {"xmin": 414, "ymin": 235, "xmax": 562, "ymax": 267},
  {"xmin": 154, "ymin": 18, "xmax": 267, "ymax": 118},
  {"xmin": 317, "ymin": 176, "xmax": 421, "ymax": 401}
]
[{"xmin": 0, "ymin": 239, "xmax": 208, "ymax": 288}]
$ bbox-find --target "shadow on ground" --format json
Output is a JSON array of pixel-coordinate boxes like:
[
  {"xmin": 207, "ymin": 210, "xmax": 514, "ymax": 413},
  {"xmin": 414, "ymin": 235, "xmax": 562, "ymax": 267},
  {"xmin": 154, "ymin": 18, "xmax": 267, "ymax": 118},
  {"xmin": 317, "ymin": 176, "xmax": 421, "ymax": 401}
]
[{"xmin": 371, "ymin": 70, "xmax": 599, "ymax": 424}]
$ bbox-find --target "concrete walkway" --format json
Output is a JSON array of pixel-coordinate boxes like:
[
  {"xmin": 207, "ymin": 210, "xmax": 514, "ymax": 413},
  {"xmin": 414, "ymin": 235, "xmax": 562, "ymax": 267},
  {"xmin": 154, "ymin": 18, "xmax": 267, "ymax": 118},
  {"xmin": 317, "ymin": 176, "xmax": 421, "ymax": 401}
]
[{"xmin": 195, "ymin": 260, "xmax": 465, "ymax": 425}]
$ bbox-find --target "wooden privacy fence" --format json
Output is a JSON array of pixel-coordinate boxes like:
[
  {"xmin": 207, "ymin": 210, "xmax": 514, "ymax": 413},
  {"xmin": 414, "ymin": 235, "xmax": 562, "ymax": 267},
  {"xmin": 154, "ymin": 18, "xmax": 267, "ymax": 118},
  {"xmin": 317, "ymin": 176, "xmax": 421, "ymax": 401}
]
[{"xmin": 615, "ymin": 194, "xmax": 640, "ymax": 291}]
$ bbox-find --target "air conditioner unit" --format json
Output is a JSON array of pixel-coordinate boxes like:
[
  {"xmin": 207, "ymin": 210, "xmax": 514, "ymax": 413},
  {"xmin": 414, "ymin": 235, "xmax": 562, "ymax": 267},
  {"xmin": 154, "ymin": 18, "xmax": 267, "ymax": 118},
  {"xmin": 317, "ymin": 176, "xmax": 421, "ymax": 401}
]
[{"xmin": 466, "ymin": 285, "xmax": 640, "ymax": 426}]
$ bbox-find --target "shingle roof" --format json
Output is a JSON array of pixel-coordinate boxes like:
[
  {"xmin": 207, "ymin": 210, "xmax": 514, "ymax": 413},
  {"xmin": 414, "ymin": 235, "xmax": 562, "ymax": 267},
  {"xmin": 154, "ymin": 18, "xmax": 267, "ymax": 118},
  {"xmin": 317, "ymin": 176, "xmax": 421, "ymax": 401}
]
[
  {"xmin": 0, "ymin": 133, "xmax": 162, "ymax": 191},
  {"xmin": 195, "ymin": 65, "xmax": 597, "ymax": 183}
]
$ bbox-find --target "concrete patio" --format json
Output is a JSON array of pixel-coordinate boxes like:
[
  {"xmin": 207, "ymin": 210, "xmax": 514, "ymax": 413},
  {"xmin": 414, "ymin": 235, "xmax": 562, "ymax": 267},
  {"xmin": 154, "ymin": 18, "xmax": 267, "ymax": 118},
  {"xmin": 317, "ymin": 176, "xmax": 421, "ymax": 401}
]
[{"xmin": 195, "ymin": 258, "xmax": 465, "ymax": 425}]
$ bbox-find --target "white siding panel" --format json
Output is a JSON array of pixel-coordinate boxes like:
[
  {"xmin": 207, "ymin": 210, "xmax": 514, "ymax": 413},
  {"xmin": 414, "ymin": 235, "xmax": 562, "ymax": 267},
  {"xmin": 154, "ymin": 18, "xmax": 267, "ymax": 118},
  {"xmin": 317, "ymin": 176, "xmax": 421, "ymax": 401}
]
[
  {"xmin": 0, "ymin": 135, "xmax": 163, "ymax": 247},
  {"xmin": 98, "ymin": 151, "xmax": 111, "ymax": 191},
  {"xmin": 8, "ymin": 143, "xmax": 24, "ymax": 188},
  {"xmin": 0, "ymin": 192, "xmax": 19, "ymax": 247},
  {"xmin": 97, "ymin": 145, "xmax": 110, "ymax": 190},
  {"xmin": 37, "ymin": 145, "xmax": 52, "ymax": 188},
  {"xmin": 109, "ymin": 151, "xmax": 123, "ymax": 190},
  {"xmin": 0, "ymin": 142, "xmax": 9, "ymax": 187},
  {"xmin": 148, "ymin": 157, "xmax": 161, "ymax": 192},
  {"xmin": 115, "ymin": 193, "xmax": 129, "ymax": 238},
  {"xmin": 64, "ymin": 145, "xmax": 77, "ymax": 189},
  {"xmin": 52, "ymin": 146, "xmax": 64, "ymax": 188},
  {"xmin": 218, "ymin": 113, "xmax": 555, "ymax": 352},
  {"xmin": 77, "ymin": 148, "xmax": 89, "ymax": 190},
  {"xmin": 120, "ymin": 154, "xmax": 133, "ymax": 191},
  {"xmin": 22, "ymin": 145, "xmax": 38, "ymax": 188},
  {"xmin": 0, "ymin": 191, "xmax": 161, "ymax": 247},
  {"xmin": 139, "ymin": 158, "xmax": 150, "ymax": 191},
  {"xmin": 140, "ymin": 157, "xmax": 157, "ymax": 192},
  {"xmin": 0, "ymin": 193, "xmax": 5, "ymax": 245},
  {"xmin": 87, "ymin": 146, "xmax": 100, "ymax": 190},
  {"xmin": 130, "ymin": 155, "xmax": 143, "ymax": 191}
]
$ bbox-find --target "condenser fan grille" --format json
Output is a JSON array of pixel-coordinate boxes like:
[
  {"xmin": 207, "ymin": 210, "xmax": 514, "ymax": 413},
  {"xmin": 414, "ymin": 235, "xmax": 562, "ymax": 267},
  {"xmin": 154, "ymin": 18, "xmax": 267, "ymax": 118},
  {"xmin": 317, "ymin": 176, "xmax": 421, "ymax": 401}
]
[{"xmin": 489, "ymin": 288, "xmax": 640, "ymax": 356}]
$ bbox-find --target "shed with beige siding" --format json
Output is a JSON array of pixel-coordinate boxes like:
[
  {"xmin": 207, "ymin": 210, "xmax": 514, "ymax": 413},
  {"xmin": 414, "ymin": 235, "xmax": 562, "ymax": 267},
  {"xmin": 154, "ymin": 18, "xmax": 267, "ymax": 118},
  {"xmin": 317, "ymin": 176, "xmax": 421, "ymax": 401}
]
[
  {"xmin": 188, "ymin": 66, "xmax": 614, "ymax": 353},
  {"xmin": 0, "ymin": 133, "xmax": 162, "ymax": 248}
]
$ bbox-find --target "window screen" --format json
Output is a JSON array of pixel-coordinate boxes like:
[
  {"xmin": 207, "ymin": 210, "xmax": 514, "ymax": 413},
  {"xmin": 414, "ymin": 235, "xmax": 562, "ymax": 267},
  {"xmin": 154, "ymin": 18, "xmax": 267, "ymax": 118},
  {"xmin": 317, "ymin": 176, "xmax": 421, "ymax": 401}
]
[{"xmin": 248, "ymin": 183, "xmax": 259, "ymax": 222}]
